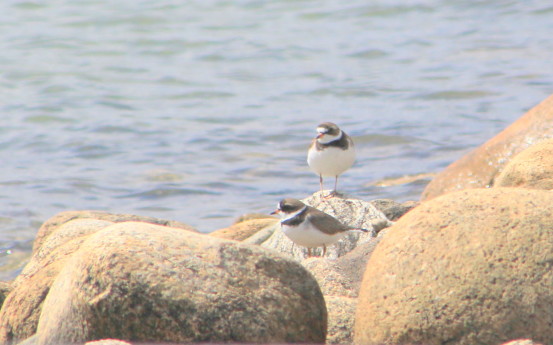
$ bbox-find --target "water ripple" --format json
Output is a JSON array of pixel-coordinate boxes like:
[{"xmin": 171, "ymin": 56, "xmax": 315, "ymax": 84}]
[
  {"xmin": 119, "ymin": 187, "xmax": 220, "ymax": 200},
  {"xmin": 1, "ymin": 0, "xmax": 553, "ymax": 280}
]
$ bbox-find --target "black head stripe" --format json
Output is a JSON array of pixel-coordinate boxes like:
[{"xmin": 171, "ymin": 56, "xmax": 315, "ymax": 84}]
[
  {"xmin": 316, "ymin": 131, "xmax": 351, "ymax": 151},
  {"xmin": 281, "ymin": 207, "xmax": 308, "ymax": 226}
]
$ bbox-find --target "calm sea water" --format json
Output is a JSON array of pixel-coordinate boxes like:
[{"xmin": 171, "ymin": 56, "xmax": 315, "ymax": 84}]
[{"xmin": 1, "ymin": 0, "xmax": 552, "ymax": 280}]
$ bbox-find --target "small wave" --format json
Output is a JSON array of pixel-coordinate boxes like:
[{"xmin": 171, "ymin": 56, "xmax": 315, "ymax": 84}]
[{"xmin": 118, "ymin": 187, "xmax": 220, "ymax": 200}]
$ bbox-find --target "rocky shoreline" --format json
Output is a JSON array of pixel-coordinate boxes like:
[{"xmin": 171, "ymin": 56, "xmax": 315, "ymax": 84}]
[{"xmin": 1, "ymin": 94, "xmax": 553, "ymax": 345}]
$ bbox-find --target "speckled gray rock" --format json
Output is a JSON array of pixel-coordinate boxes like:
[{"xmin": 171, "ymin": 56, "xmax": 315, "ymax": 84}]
[
  {"xmin": 302, "ymin": 258, "xmax": 361, "ymax": 345},
  {"xmin": 303, "ymin": 230, "xmax": 386, "ymax": 299},
  {"xmin": 369, "ymin": 199, "xmax": 418, "ymax": 221},
  {"xmin": 246, "ymin": 192, "xmax": 392, "ymax": 260},
  {"xmin": 36, "ymin": 222, "xmax": 327, "ymax": 345},
  {"xmin": 324, "ymin": 296, "xmax": 358, "ymax": 345},
  {"xmin": 303, "ymin": 258, "xmax": 359, "ymax": 298},
  {"xmin": 301, "ymin": 232, "xmax": 385, "ymax": 345}
]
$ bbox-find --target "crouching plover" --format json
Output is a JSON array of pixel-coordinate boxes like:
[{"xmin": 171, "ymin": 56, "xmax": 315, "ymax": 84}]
[
  {"xmin": 307, "ymin": 122, "xmax": 355, "ymax": 198},
  {"xmin": 271, "ymin": 198, "xmax": 368, "ymax": 257}
]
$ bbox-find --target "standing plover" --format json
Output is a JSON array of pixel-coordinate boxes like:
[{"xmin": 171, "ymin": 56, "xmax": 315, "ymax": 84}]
[
  {"xmin": 307, "ymin": 122, "xmax": 355, "ymax": 198},
  {"xmin": 271, "ymin": 198, "xmax": 367, "ymax": 257}
]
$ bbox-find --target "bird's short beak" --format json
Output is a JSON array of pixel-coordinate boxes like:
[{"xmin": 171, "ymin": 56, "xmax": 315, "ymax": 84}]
[
  {"xmin": 316, "ymin": 133, "xmax": 325, "ymax": 139},
  {"xmin": 270, "ymin": 209, "xmax": 281, "ymax": 215}
]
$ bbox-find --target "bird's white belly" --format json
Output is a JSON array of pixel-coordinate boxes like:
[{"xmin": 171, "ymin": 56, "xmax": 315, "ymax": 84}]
[
  {"xmin": 281, "ymin": 222, "xmax": 346, "ymax": 248},
  {"xmin": 307, "ymin": 146, "xmax": 355, "ymax": 177}
]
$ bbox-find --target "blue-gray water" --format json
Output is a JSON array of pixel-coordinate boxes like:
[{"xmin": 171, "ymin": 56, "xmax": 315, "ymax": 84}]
[{"xmin": 1, "ymin": 0, "xmax": 552, "ymax": 280}]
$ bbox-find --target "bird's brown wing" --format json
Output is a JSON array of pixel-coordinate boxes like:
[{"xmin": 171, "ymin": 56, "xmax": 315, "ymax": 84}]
[{"xmin": 306, "ymin": 206, "xmax": 351, "ymax": 235}]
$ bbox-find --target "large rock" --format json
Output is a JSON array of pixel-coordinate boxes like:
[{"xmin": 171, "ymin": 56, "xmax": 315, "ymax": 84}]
[
  {"xmin": 245, "ymin": 192, "xmax": 392, "ymax": 261},
  {"xmin": 422, "ymin": 93, "xmax": 553, "ymax": 200},
  {"xmin": 35, "ymin": 222, "xmax": 327, "ymax": 345},
  {"xmin": 355, "ymin": 188, "xmax": 553, "ymax": 345},
  {"xmin": 0, "ymin": 212, "xmax": 196, "ymax": 345},
  {"xmin": 494, "ymin": 138, "xmax": 553, "ymax": 190}
]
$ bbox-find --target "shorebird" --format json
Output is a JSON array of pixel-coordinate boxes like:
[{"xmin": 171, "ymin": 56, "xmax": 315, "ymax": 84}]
[
  {"xmin": 307, "ymin": 122, "xmax": 355, "ymax": 198},
  {"xmin": 271, "ymin": 198, "xmax": 367, "ymax": 256}
]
